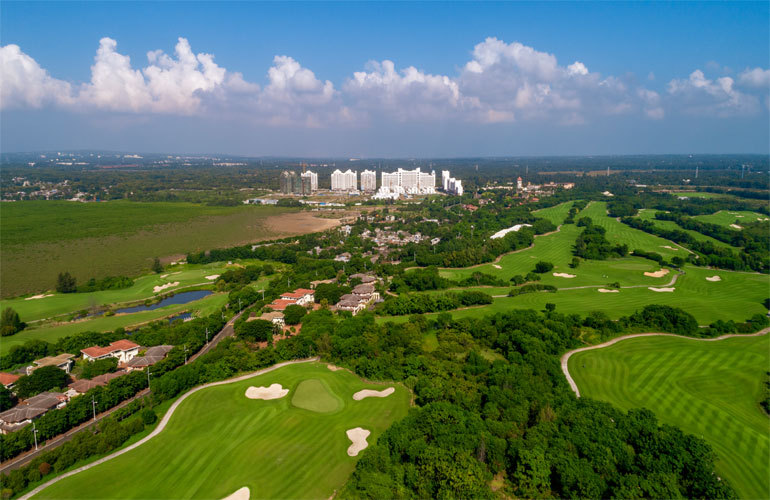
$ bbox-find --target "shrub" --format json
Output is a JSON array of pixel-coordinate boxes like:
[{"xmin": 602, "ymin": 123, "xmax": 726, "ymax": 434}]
[
  {"xmin": 533, "ymin": 261, "xmax": 554, "ymax": 273},
  {"xmin": 0, "ymin": 308, "xmax": 25, "ymax": 337},
  {"xmin": 283, "ymin": 305, "xmax": 307, "ymax": 325}
]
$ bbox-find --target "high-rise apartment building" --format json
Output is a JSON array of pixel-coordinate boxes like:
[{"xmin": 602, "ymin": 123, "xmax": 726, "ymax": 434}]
[
  {"xmin": 360, "ymin": 170, "xmax": 376, "ymax": 191},
  {"xmin": 331, "ymin": 169, "xmax": 357, "ymax": 191},
  {"xmin": 301, "ymin": 171, "xmax": 318, "ymax": 192},
  {"xmin": 279, "ymin": 170, "xmax": 301, "ymax": 194}
]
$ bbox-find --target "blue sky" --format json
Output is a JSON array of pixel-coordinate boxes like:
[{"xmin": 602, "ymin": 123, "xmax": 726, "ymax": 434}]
[{"xmin": 1, "ymin": 1, "xmax": 768, "ymax": 156}]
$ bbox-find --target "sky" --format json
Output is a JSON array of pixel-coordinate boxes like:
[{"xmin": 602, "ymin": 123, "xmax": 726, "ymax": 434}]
[{"xmin": 1, "ymin": 1, "xmax": 768, "ymax": 157}]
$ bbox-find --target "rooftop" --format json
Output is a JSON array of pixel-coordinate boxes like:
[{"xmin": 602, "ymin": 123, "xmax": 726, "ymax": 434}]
[
  {"xmin": 33, "ymin": 353, "xmax": 75, "ymax": 367},
  {"xmin": 0, "ymin": 373, "xmax": 20, "ymax": 386}
]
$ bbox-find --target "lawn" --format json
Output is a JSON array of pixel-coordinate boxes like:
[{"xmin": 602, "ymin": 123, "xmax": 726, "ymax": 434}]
[
  {"xmin": 532, "ymin": 200, "xmax": 576, "ymax": 225},
  {"xmin": 0, "ymin": 293, "xmax": 230, "ymax": 355},
  {"xmin": 0, "ymin": 201, "xmax": 320, "ymax": 298},
  {"xmin": 35, "ymin": 362, "xmax": 410, "ymax": 500},
  {"xmin": 636, "ymin": 209, "xmax": 735, "ymax": 250},
  {"xmin": 568, "ymin": 334, "xmax": 770, "ymax": 500},
  {"xmin": 693, "ymin": 210, "xmax": 768, "ymax": 228}
]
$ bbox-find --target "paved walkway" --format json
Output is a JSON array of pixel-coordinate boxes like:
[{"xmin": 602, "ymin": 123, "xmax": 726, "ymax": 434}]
[
  {"xmin": 560, "ymin": 327, "xmax": 770, "ymax": 397},
  {"xmin": 20, "ymin": 357, "xmax": 320, "ymax": 500}
]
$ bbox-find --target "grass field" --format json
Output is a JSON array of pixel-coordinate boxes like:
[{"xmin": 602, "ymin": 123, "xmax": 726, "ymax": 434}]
[
  {"xmin": 35, "ymin": 362, "xmax": 410, "ymax": 500},
  {"xmin": 0, "ymin": 293, "xmax": 229, "ymax": 355},
  {"xmin": 0, "ymin": 201, "xmax": 339, "ymax": 298},
  {"xmin": 636, "ymin": 209, "xmax": 735, "ymax": 249},
  {"xmin": 568, "ymin": 334, "xmax": 770, "ymax": 500},
  {"xmin": 532, "ymin": 200, "xmax": 575, "ymax": 225},
  {"xmin": 693, "ymin": 210, "xmax": 767, "ymax": 227}
]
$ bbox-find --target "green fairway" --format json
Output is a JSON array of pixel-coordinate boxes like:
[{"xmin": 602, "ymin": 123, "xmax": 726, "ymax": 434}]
[
  {"xmin": 0, "ymin": 293, "xmax": 229, "ymax": 355},
  {"xmin": 292, "ymin": 378, "xmax": 342, "ymax": 413},
  {"xmin": 636, "ymin": 209, "xmax": 735, "ymax": 249},
  {"xmin": 568, "ymin": 334, "xmax": 770, "ymax": 500},
  {"xmin": 0, "ymin": 201, "xmax": 301, "ymax": 298},
  {"xmin": 532, "ymin": 200, "xmax": 575, "ymax": 225},
  {"xmin": 693, "ymin": 210, "xmax": 767, "ymax": 227},
  {"xmin": 35, "ymin": 362, "xmax": 410, "ymax": 500}
]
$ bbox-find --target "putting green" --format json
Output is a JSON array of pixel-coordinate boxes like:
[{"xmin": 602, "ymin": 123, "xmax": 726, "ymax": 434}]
[
  {"xmin": 33, "ymin": 362, "xmax": 410, "ymax": 500},
  {"xmin": 292, "ymin": 378, "xmax": 342, "ymax": 413},
  {"xmin": 568, "ymin": 334, "xmax": 770, "ymax": 500}
]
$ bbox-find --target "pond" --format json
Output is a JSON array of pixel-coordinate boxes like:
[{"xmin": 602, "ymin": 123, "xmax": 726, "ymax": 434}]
[{"xmin": 115, "ymin": 290, "xmax": 212, "ymax": 314}]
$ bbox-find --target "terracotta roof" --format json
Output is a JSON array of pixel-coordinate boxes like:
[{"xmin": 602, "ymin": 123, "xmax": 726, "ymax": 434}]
[
  {"xmin": 280, "ymin": 292, "xmax": 303, "ymax": 299},
  {"xmin": 110, "ymin": 339, "xmax": 139, "ymax": 351},
  {"xmin": 294, "ymin": 289, "xmax": 315, "ymax": 295},
  {"xmin": 268, "ymin": 299, "xmax": 296, "ymax": 311},
  {"xmin": 0, "ymin": 373, "xmax": 20, "ymax": 386},
  {"xmin": 82, "ymin": 339, "xmax": 139, "ymax": 358},
  {"xmin": 81, "ymin": 346, "xmax": 113, "ymax": 358}
]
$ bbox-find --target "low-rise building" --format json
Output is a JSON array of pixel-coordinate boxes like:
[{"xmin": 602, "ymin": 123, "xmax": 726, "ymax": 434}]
[
  {"xmin": 279, "ymin": 289, "xmax": 315, "ymax": 306},
  {"xmin": 67, "ymin": 370, "xmax": 128, "ymax": 395},
  {"xmin": 0, "ymin": 373, "xmax": 20, "ymax": 389},
  {"xmin": 267, "ymin": 299, "xmax": 296, "ymax": 312},
  {"xmin": 81, "ymin": 339, "xmax": 140, "ymax": 363},
  {"xmin": 26, "ymin": 353, "xmax": 75, "ymax": 376},
  {"xmin": 258, "ymin": 311, "xmax": 285, "ymax": 327},
  {"xmin": 0, "ymin": 392, "xmax": 68, "ymax": 434},
  {"xmin": 125, "ymin": 345, "xmax": 175, "ymax": 370}
]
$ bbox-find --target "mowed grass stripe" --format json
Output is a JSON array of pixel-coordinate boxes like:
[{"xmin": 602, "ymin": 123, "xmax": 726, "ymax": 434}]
[
  {"xmin": 569, "ymin": 335, "xmax": 770, "ymax": 499},
  {"xmin": 36, "ymin": 363, "xmax": 410, "ymax": 500}
]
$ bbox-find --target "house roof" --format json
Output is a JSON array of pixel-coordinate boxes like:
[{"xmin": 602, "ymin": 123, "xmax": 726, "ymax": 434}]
[
  {"xmin": 125, "ymin": 346, "xmax": 173, "ymax": 368},
  {"xmin": 268, "ymin": 299, "xmax": 296, "ymax": 311},
  {"xmin": 68, "ymin": 379, "xmax": 101, "ymax": 394},
  {"xmin": 0, "ymin": 405, "xmax": 47, "ymax": 424},
  {"xmin": 0, "ymin": 373, "xmax": 20, "ymax": 386},
  {"xmin": 81, "ymin": 340, "xmax": 139, "ymax": 358},
  {"xmin": 260, "ymin": 312, "xmax": 285, "ymax": 321},
  {"xmin": 22, "ymin": 392, "xmax": 66, "ymax": 409},
  {"xmin": 352, "ymin": 284, "xmax": 375, "ymax": 294},
  {"xmin": 294, "ymin": 288, "xmax": 314, "ymax": 295},
  {"xmin": 33, "ymin": 353, "xmax": 75, "ymax": 367}
]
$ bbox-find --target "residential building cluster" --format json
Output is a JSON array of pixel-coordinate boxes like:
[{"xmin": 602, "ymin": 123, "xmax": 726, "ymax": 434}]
[
  {"xmin": 334, "ymin": 275, "xmax": 381, "ymax": 315},
  {"xmin": 374, "ymin": 168, "xmax": 437, "ymax": 199},
  {"xmin": 262, "ymin": 288, "xmax": 316, "ymax": 325},
  {"xmin": 0, "ymin": 339, "xmax": 174, "ymax": 434},
  {"xmin": 331, "ymin": 169, "xmax": 358, "ymax": 191},
  {"xmin": 442, "ymin": 170, "xmax": 464, "ymax": 196}
]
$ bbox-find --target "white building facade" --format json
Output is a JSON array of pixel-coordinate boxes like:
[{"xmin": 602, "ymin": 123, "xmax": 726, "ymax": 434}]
[
  {"xmin": 360, "ymin": 170, "xmax": 376, "ymax": 191},
  {"xmin": 301, "ymin": 171, "xmax": 318, "ymax": 191},
  {"xmin": 331, "ymin": 169, "xmax": 357, "ymax": 191}
]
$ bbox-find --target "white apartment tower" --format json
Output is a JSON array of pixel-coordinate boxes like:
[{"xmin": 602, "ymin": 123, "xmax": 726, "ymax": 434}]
[
  {"xmin": 360, "ymin": 170, "xmax": 376, "ymax": 191},
  {"xmin": 442, "ymin": 170, "xmax": 451, "ymax": 191},
  {"xmin": 301, "ymin": 171, "xmax": 318, "ymax": 192},
  {"xmin": 331, "ymin": 169, "xmax": 357, "ymax": 191}
]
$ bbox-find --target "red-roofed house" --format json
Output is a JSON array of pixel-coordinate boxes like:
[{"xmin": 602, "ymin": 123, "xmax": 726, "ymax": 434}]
[
  {"xmin": 267, "ymin": 299, "xmax": 296, "ymax": 312},
  {"xmin": 81, "ymin": 340, "xmax": 140, "ymax": 363},
  {"xmin": 279, "ymin": 288, "xmax": 315, "ymax": 306},
  {"xmin": 0, "ymin": 373, "xmax": 20, "ymax": 389}
]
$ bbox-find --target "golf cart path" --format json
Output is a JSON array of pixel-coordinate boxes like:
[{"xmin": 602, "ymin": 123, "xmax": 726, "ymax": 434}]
[
  {"xmin": 561, "ymin": 327, "xmax": 770, "ymax": 397},
  {"xmin": 20, "ymin": 357, "xmax": 320, "ymax": 500}
]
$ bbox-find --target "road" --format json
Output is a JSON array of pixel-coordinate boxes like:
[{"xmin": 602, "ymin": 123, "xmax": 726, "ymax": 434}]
[
  {"xmin": 0, "ymin": 309, "xmax": 245, "ymax": 474},
  {"xmin": 560, "ymin": 327, "xmax": 770, "ymax": 397},
  {"xmin": 20, "ymin": 357, "xmax": 320, "ymax": 500}
]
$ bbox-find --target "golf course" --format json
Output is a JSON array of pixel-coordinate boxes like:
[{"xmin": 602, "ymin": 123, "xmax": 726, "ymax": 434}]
[
  {"xmin": 32, "ymin": 361, "xmax": 410, "ymax": 499},
  {"xmin": 568, "ymin": 333, "xmax": 770, "ymax": 500}
]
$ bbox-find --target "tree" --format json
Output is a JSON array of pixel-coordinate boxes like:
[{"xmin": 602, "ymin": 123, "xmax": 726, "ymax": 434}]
[
  {"xmin": 0, "ymin": 385, "xmax": 17, "ymax": 411},
  {"xmin": 81, "ymin": 357, "xmax": 118, "ymax": 379},
  {"xmin": 235, "ymin": 319, "xmax": 273, "ymax": 342},
  {"xmin": 0, "ymin": 308, "xmax": 25, "ymax": 337},
  {"xmin": 56, "ymin": 272, "xmax": 76, "ymax": 293},
  {"xmin": 533, "ymin": 261, "xmax": 554, "ymax": 273},
  {"xmin": 284, "ymin": 305, "xmax": 307, "ymax": 325},
  {"xmin": 14, "ymin": 365, "xmax": 71, "ymax": 399},
  {"xmin": 545, "ymin": 303, "xmax": 556, "ymax": 312},
  {"xmin": 152, "ymin": 257, "xmax": 163, "ymax": 274},
  {"xmin": 569, "ymin": 257, "xmax": 580, "ymax": 269}
]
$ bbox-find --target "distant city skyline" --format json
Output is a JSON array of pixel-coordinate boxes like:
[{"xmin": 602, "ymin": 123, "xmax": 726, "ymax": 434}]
[{"xmin": 1, "ymin": 1, "xmax": 768, "ymax": 156}]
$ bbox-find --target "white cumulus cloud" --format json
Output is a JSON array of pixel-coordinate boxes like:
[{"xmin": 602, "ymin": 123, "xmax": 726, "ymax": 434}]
[
  {"xmin": 0, "ymin": 44, "xmax": 74, "ymax": 109},
  {"xmin": 667, "ymin": 69, "xmax": 760, "ymax": 116}
]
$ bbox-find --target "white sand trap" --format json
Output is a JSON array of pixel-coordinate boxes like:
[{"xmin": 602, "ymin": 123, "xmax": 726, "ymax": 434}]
[
  {"xmin": 153, "ymin": 282, "xmax": 179, "ymax": 294},
  {"xmin": 492, "ymin": 264, "xmax": 502, "ymax": 269},
  {"xmin": 327, "ymin": 364, "xmax": 342, "ymax": 371},
  {"xmin": 353, "ymin": 387, "xmax": 395, "ymax": 400},
  {"xmin": 648, "ymin": 287, "xmax": 675, "ymax": 292},
  {"xmin": 598, "ymin": 288, "xmax": 619, "ymax": 293},
  {"xmin": 553, "ymin": 272, "xmax": 576, "ymax": 278},
  {"xmin": 346, "ymin": 427, "xmax": 371, "ymax": 456},
  {"xmin": 245, "ymin": 384, "xmax": 289, "ymax": 400},
  {"xmin": 205, "ymin": 274, "xmax": 220, "ymax": 280},
  {"xmin": 706, "ymin": 276, "xmax": 722, "ymax": 282},
  {"xmin": 660, "ymin": 245, "xmax": 678, "ymax": 251},
  {"xmin": 222, "ymin": 487, "xmax": 250, "ymax": 500},
  {"xmin": 736, "ymin": 215, "xmax": 744, "ymax": 218},
  {"xmin": 25, "ymin": 294, "xmax": 53, "ymax": 300},
  {"xmin": 729, "ymin": 224, "xmax": 742, "ymax": 230},
  {"xmin": 644, "ymin": 269, "xmax": 669, "ymax": 278}
]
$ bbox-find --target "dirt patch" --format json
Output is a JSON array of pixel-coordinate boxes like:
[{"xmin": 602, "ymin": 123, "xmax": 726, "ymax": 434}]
[
  {"xmin": 553, "ymin": 272, "xmax": 576, "ymax": 278},
  {"xmin": 346, "ymin": 427, "xmax": 371, "ymax": 456},
  {"xmin": 648, "ymin": 287, "xmax": 675, "ymax": 292},
  {"xmin": 153, "ymin": 282, "xmax": 179, "ymax": 293},
  {"xmin": 353, "ymin": 387, "xmax": 395, "ymax": 400},
  {"xmin": 598, "ymin": 288, "xmax": 620, "ymax": 293},
  {"xmin": 245, "ymin": 383, "xmax": 289, "ymax": 400},
  {"xmin": 644, "ymin": 269, "xmax": 669, "ymax": 278},
  {"xmin": 263, "ymin": 211, "xmax": 342, "ymax": 236},
  {"xmin": 222, "ymin": 487, "xmax": 250, "ymax": 500},
  {"xmin": 327, "ymin": 364, "xmax": 342, "ymax": 371},
  {"xmin": 706, "ymin": 276, "xmax": 722, "ymax": 282},
  {"xmin": 25, "ymin": 294, "xmax": 53, "ymax": 300}
]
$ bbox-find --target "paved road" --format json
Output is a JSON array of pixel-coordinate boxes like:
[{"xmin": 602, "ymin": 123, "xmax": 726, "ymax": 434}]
[
  {"xmin": 560, "ymin": 327, "xmax": 770, "ymax": 397},
  {"xmin": 21, "ymin": 357, "xmax": 320, "ymax": 500},
  {"xmin": 0, "ymin": 309, "xmax": 245, "ymax": 475}
]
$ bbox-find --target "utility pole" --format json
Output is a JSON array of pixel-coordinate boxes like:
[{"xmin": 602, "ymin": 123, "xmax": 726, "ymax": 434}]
[
  {"xmin": 183, "ymin": 344, "xmax": 188, "ymax": 364},
  {"xmin": 206, "ymin": 327, "xmax": 210, "ymax": 344},
  {"xmin": 33, "ymin": 422, "xmax": 39, "ymax": 450},
  {"xmin": 238, "ymin": 297, "xmax": 242, "ymax": 311},
  {"xmin": 260, "ymin": 289, "xmax": 265, "ymax": 300},
  {"xmin": 91, "ymin": 394, "xmax": 98, "ymax": 422},
  {"xmin": 146, "ymin": 369, "xmax": 152, "ymax": 388}
]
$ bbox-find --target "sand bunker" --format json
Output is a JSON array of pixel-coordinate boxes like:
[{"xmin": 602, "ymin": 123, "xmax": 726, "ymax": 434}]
[
  {"xmin": 346, "ymin": 427, "xmax": 371, "ymax": 456},
  {"xmin": 492, "ymin": 264, "xmax": 502, "ymax": 269},
  {"xmin": 706, "ymin": 276, "xmax": 722, "ymax": 282},
  {"xmin": 644, "ymin": 269, "xmax": 669, "ymax": 278},
  {"xmin": 222, "ymin": 487, "xmax": 250, "ymax": 500},
  {"xmin": 729, "ymin": 224, "xmax": 742, "ymax": 230},
  {"xmin": 648, "ymin": 287, "xmax": 675, "ymax": 292},
  {"xmin": 553, "ymin": 272, "xmax": 576, "ymax": 278},
  {"xmin": 205, "ymin": 275, "xmax": 221, "ymax": 280},
  {"xmin": 327, "ymin": 364, "xmax": 342, "ymax": 371},
  {"xmin": 25, "ymin": 294, "xmax": 53, "ymax": 300},
  {"xmin": 153, "ymin": 282, "xmax": 179, "ymax": 294},
  {"xmin": 245, "ymin": 384, "xmax": 289, "ymax": 400},
  {"xmin": 660, "ymin": 245, "xmax": 678, "ymax": 251},
  {"xmin": 598, "ymin": 288, "xmax": 619, "ymax": 293},
  {"xmin": 353, "ymin": 387, "xmax": 395, "ymax": 400}
]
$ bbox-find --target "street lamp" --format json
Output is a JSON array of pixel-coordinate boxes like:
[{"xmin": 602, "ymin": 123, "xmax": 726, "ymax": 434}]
[
  {"xmin": 146, "ymin": 369, "xmax": 152, "ymax": 388},
  {"xmin": 183, "ymin": 344, "xmax": 189, "ymax": 364},
  {"xmin": 32, "ymin": 421, "xmax": 39, "ymax": 450},
  {"xmin": 91, "ymin": 394, "xmax": 98, "ymax": 422},
  {"xmin": 205, "ymin": 327, "xmax": 210, "ymax": 344}
]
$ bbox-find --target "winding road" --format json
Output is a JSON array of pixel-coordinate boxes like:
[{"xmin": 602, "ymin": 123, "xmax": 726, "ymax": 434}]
[
  {"xmin": 560, "ymin": 327, "xmax": 770, "ymax": 397},
  {"xmin": 20, "ymin": 357, "xmax": 320, "ymax": 500}
]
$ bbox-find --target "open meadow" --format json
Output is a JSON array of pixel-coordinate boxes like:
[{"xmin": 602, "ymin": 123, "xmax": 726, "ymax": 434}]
[
  {"xmin": 568, "ymin": 334, "xmax": 770, "ymax": 500},
  {"xmin": 0, "ymin": 201, "xmax": 339, "ymax": 298},
  {"xmin": 693, "ymin": 210, "xmax": 767, "ymax": 227},
  {"xmin": 34, "ymin": 362, "xmax": 410, "ymax": 500}
]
